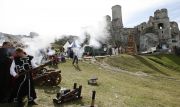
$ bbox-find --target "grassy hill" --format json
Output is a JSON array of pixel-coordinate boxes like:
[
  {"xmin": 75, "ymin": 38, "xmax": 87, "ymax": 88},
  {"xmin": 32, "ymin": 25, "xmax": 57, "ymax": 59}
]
[
  {"xmin": 1, "ymin": 54, "xmax": 180, "ymax": 107},
  {"xmin": 105, "ymin": 54, "xmax": 180, "ymax": 78}
]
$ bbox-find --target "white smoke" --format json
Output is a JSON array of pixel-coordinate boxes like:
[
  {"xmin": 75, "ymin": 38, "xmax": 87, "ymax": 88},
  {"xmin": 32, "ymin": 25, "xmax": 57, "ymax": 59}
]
[
  {"xmin": 20, "ymin": 16, "xmax": 109, "ymax": 64},
  {"xmin": 82, "ymin": 18, "xmax": 110, "ymax": 48},
  {"xmin": 22, "ymin": 34, "xmax": 56, "ymax": 64}
]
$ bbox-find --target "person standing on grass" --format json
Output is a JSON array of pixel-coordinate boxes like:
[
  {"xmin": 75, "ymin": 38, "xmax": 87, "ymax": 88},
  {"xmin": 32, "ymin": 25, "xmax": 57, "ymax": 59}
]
[
  {"xmin": 10, "ymin": 48, "xmax": 38, "ymax": 106},
  {"xmin": 72, "ymin": 48, "xmax": 79, "ymax": 65},
  {"xmin": 68, "ymin": 47, "xmax": 74, "ymax": 59},
  {"xmin": 0, "ymin": 42, "xmax": 14, "ymax": 103}
]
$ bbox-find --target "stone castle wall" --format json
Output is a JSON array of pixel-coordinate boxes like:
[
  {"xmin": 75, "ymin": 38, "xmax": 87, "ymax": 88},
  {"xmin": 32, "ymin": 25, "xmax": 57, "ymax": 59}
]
[{"xmin": 107, "ymin": 5, "xmax": 180, "ymax": 53}]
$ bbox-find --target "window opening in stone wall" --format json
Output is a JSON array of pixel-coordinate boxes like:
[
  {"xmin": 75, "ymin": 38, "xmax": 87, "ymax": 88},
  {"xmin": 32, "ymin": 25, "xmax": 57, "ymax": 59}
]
[{"xmin": 158, "ymin": 23, "xmax": 164, "ymax": 29}]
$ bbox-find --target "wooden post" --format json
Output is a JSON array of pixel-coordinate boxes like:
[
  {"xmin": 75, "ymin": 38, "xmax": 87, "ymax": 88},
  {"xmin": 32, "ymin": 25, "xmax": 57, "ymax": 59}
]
[
  {"xmin": 78, "ymin": 85, "xmax": 82, "ymax": 98},
  {"xmin": 73, "ymin": 83, "xmax": 77, "ymax": 89},
  {"xmin": 81, "ymin": 90, "xmax": 97, "ymax": 107},
  {"xmin": 90, "ymin": 91, "xmax": 96, "ymax": 107}
]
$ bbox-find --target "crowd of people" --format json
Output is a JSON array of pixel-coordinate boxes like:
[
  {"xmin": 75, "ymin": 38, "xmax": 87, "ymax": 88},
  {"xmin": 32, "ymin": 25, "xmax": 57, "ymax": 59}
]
[{"xmin": 0, "ymin": 42, "xmax": 38, "ymax": 107}]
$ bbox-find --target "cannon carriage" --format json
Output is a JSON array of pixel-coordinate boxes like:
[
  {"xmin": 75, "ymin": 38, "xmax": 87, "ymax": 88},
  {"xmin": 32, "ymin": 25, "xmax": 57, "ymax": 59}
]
[
  {"xmin": 20, "ymin": 60, "xmax": 62, "ymax": 86},
  {"xmin": 53, "ymin": 83, "xmax": 82, "ymax": 104},
  {"xmin": 32, "ymin": 67, "xmax": 61, "ymax": 86}
]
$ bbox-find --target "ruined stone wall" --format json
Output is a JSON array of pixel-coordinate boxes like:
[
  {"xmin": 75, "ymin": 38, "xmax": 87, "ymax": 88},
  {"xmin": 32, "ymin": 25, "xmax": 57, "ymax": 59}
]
[
  {"xmin": 154, "ymin": 9, "xmax": 168, "ymax": 19},
  {"xmin": 108, "ymin": 5, "xmax": 180, "ymax": 53},
  {"xmin": 135, "ymin": 8, "xmax": 180, "ymax": 51},
  {"xmin": 170, "ymin": 21, "xmax": 180, "ymax": 46},
  {"xmin": 140, "ymin": 33, "xmax": 159, "ymax": 51},
  {"xmin": 105, "ymin": 15, "xmax": 114, "ymax": 45},
  {"xmin": 152, "ymin": 9, "xmax": 171, "ymax": 45}
]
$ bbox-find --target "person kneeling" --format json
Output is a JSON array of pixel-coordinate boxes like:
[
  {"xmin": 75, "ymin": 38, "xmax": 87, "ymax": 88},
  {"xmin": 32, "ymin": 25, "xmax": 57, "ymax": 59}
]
[{"xmin": 10, "ymin": 48, "xmax": 38, "ymax": 106}]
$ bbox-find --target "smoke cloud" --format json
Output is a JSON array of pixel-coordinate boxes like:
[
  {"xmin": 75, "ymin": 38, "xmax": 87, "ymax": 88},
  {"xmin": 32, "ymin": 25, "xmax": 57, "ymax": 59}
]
[{"xmin": 20, "ymin": 16, "xmax": 109, "ymax": 64}]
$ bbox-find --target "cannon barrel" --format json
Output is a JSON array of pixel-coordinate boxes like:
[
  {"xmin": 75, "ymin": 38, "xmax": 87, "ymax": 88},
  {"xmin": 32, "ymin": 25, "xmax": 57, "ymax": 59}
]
[{"xmin": 18, "ymin": 60, "xmax": 52, "ymax": 76}]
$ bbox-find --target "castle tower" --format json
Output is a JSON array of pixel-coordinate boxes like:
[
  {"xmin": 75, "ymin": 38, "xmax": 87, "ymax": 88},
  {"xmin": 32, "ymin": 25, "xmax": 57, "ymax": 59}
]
[
  {"xmin": 153, "ymin": 8, "xmax": 171, "ymax": 48},
  {"xmin": 112, "ymin": 5, "xmax": 123, "ymax": 28}
]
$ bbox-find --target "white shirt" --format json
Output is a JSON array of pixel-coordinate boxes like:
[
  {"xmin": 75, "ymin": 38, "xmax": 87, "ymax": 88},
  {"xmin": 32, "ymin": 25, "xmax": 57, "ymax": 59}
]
[{"xmin": 10, "ymin": 59, "xmax": 38, "ymax": 77}]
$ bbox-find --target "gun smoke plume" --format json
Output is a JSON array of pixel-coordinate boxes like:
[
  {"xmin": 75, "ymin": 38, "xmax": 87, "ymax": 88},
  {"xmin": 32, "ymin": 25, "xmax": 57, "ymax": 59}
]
[{"xmin": 19, "ymin": 17, "xmax": 109, "ymax": 64}]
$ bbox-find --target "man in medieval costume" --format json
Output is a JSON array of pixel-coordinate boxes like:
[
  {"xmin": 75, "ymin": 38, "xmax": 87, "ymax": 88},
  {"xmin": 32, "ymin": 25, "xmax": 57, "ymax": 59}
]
[
  {"xmin": 0, "ymin": 42, "xmax": 14, "ymax": 103},
  {"xmin": 10, "ymin": 48, "xmax": 38, "ymax": 106}
]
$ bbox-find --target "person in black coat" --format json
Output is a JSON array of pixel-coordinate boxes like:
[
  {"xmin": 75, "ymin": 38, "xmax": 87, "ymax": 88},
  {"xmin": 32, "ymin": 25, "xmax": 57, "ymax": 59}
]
[
  {"xmin": 0, "ymin": 42, "xmax": 14, "ymax": 103},
  {"xmin": 10, "ymin": 48, "xmax": 38, "ymax": 106}
]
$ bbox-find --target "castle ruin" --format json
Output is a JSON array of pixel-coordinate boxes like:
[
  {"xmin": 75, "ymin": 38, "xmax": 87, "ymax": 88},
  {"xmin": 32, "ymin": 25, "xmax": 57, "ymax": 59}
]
[{"xmin": 106, "ymin": 5, "xmax": 180, "ymax": 53}]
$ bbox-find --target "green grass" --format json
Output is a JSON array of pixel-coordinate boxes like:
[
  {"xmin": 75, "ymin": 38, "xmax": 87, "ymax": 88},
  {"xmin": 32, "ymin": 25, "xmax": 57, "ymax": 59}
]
[
  {"xmin": 105, "ymin": 54, "xmax": 180, "ymax": 78},
  {"xmin": 105, "ymin": 55, "xmax": 155, "ymax": 73},
  {"xmin": 147, "ymin": 54, "xmax": 180, "ymax": 72},
  {"xmin": 1, "ymin": 55, "xmax": 180, "ymax": 107}
]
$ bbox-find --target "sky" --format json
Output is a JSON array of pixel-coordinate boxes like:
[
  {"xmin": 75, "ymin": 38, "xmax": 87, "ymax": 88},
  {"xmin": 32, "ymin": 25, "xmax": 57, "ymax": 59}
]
[{"xmin": 0, "ymin": 0, "xmax": 180, "ymax": 36}]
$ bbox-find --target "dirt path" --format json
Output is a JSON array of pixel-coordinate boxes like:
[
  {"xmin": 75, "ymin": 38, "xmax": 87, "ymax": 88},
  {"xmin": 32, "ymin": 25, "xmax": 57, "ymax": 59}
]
[
  {"xmin": 89, "ymin": 58, "xmax": 149, "ymax": 77},
  {"xmin": 86, "ymin": 58, "xmax": 180, "ymax": 82}
]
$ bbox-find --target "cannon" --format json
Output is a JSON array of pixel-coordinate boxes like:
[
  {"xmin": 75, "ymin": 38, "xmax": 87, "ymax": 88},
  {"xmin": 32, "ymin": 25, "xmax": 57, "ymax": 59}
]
[
  {"xmin": 53, "ymin": 83, "xmax": 82, "ymax": 104},
  {"xmin": 33, "ymin": 68, "xmax": 61, "ymax": 86},
  {"xmin": 19, "ymin": 60, "xmax": 61, "ymax": 86}
]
